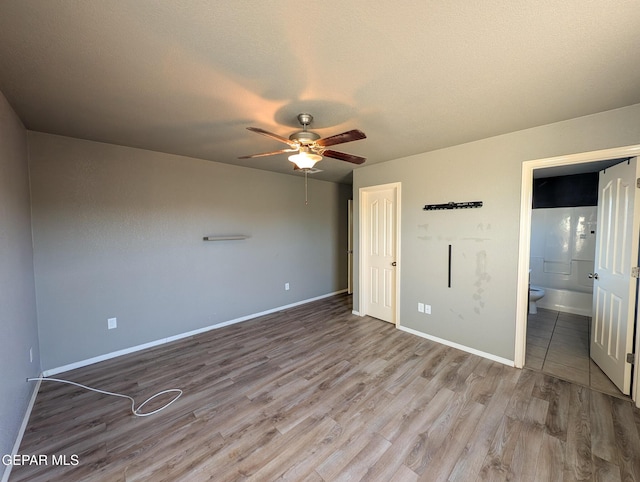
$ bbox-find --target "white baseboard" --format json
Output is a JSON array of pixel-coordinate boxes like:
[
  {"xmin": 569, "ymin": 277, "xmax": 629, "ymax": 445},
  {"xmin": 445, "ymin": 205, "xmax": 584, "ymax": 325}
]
[
  {"xmin": 398, "ymin": 325, "xmax": 515, "ymax": 367},
  {"xmin": 352, "ymin": 310, "xmax": 362, "ymax": 316},
  {"xmin": 43, "ymin": 290, "xmax": 348, "ymax": 377},
  {"xmin": 2, "ymin": 376, "xmax": 41, "ymax": 482}
]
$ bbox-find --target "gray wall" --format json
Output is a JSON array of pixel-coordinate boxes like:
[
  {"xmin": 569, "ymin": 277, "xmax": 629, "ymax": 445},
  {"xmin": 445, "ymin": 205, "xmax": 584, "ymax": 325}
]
[
  {"xmin": 353, "ymin": 103, "xmax": 640, "ymax": 361},
  {"xmin": 0, "ymin": 92, "xmax": 39, "ymax": 477},
  {"xmin": 29, "ymin": 132, "xmax": 351, "ymax": 371}
]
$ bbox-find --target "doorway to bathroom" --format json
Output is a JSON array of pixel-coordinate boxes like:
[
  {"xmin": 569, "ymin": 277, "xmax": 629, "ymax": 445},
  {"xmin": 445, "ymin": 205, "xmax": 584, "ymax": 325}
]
[
  {"xmin": 515, "ymin": 145, "xmax": 640, "ymax": 406},
  {"xmin": 525, "ymin": 169, "xmax": 605, "ymax": 391}
]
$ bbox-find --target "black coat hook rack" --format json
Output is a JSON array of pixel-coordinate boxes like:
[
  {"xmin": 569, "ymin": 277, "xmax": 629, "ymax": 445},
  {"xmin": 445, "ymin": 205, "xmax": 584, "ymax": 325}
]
[{"xmin": 423, "ymin": 201, "xmax": 483, "ymax": 211}]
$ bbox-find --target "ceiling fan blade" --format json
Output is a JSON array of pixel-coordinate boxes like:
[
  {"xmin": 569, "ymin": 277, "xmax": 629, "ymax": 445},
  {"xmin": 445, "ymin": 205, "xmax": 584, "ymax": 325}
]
[
  {"xmin": 315, "ymin": 129, "xmax": 366, "ymax": 147},
  {"xmin": 247, "ymin": 127, "xmax": 297, "ymax": 147},
  {"xmin": 321, "ymin": 149, "xmax": 366, "ymax": 165},
  {"xmin": 238, "ymin": 148, "xmax": 298, "ymax": 159}
]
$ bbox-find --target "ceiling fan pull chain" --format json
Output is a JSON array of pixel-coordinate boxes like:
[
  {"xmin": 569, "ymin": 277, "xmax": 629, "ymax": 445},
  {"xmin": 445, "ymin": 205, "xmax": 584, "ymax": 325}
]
[{"xmin": 305, "ymin": 170, "xmax": 309, "ymax": 205}]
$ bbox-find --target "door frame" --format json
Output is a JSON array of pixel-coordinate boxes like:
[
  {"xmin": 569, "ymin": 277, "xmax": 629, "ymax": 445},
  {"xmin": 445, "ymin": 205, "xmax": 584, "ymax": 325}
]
[
  {"xmin": 348, "ymin": 199, "xmax": 353, "ymax": 294},
  {"xmin": 359, "ymin": 182, "xmax": 402, "ymax": 326},
  {"xmin": 514, "ymin": 144, "xmax": 640, "ymax": 406}
]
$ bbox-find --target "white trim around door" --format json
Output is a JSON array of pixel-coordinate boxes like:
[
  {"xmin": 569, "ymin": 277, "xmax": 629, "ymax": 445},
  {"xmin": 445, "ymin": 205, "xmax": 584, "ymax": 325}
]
[{"xmin": 515, "ymin": 144, "xmax": 640, "ymax": 407}]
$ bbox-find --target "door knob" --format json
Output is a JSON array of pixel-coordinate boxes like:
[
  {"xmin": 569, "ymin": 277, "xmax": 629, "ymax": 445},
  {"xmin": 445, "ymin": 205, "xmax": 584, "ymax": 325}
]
[
  {"xmin": 588, "ymin": 273, "xmax": 599, "ymax": 279},
  {"xmin": 391, "ymin": 262, "xmax": 397, "ymax": 266}
]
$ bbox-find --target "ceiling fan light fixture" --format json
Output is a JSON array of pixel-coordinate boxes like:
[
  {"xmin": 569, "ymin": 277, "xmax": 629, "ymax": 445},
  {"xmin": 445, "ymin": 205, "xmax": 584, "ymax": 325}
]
[{"xmin": 289, "ymin": 151, "xmax": 322, "ymax": 170}]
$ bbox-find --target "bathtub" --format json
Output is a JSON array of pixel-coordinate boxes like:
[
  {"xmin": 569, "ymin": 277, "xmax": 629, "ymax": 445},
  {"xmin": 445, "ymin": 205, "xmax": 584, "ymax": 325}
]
[{"xmin": 536, "ymin": 287, "xmax": 593, "ymax": 317}]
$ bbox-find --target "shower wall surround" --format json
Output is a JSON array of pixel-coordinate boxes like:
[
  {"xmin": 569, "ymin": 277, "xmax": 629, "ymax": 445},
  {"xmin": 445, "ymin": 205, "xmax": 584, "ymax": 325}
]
[{"xmin": 530, "ymin": 206, "xmax": 597, "ymax": 315}]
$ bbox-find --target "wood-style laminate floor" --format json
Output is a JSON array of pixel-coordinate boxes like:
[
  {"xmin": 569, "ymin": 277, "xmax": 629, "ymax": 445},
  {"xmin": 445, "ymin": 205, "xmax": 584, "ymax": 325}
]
[{"xmin": 11, "ymin": 294, "xmax": 640, "ymax": 481}]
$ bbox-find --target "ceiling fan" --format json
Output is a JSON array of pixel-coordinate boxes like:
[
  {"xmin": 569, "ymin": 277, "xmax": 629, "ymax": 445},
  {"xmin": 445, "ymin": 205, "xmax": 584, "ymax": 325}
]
[{"xmin": 239, "ymin": 113, "xmax": 367, "ymax": 171}]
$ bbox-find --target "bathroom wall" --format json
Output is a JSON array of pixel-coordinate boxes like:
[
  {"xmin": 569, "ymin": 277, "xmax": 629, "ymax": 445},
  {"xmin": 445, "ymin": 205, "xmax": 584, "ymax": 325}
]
[
  {"xmin": 530, "ymin": 170, "xmax": 599, "ymax": 315},
  {"xmin": 529, "ymin": 206, "xmax": 597, "ymax": 294}
]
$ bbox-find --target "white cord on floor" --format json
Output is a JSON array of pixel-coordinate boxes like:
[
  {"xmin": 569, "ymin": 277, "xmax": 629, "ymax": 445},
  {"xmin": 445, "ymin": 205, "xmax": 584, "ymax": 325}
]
[{"xmin": 27, "ymin": 377, "xmax": 182, "ymax": 417}]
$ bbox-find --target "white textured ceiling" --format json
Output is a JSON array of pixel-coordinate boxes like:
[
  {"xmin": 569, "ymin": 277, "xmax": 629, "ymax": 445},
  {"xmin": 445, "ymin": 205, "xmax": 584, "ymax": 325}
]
[{"xmin": 0, "ymin": 1, "xmax": 639, "ymax": 183}]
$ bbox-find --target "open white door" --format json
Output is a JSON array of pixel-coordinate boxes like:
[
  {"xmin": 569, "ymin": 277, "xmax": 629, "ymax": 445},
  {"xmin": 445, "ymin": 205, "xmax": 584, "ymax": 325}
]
[
  {"xmin": 361, "ymin": 184, "xmax": 399, "ymax": 324},
  {"xmin": 591, "ymin": 157, "xmax": 640, "ymax": 395}
]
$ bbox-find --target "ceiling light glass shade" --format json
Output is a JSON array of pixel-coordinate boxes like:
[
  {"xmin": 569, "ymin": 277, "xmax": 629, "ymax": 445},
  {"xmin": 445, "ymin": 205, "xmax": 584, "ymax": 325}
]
[{"xmin": 288, "ymin": 151, "xmax": 322, "ymax": 170}]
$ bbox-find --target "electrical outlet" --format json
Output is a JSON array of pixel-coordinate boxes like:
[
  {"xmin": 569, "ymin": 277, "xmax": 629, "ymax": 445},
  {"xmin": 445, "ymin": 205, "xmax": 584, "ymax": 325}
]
[
  {"xmin": 424, "ymin": 304, "xmax": 432, "ymax": 314},
  {"xmin": 108, "ymin": 317, "xmax": 117, "ymax": 330},
  {"xmin": 418, "ymin": 302, "xmax": 425, "ymax": 313},
  {"xmin": 285, "ymin": 283, "xmax": 290, "ymax": 291}
]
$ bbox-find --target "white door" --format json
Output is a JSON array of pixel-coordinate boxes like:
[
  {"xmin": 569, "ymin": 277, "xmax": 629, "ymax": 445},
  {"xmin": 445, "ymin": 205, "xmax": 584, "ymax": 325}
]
[
  {"xmin": 591, "ymin": 157, "xmax": 640, "ymax": 395},
  {"xmin": 363, "ymin": 185, "xmax": 398, "ymax": 323}
]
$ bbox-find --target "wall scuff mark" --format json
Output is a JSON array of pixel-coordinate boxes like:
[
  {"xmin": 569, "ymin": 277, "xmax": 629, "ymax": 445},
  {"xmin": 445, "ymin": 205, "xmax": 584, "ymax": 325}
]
[{"xmin": 473, "ymin": 250, "xmax": 490, "ymax": 314}]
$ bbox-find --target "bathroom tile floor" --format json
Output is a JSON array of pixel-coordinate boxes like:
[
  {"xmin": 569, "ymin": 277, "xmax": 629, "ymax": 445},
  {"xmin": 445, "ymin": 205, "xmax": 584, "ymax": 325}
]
[{"xmin": 525, "ymin": 308, "xmax": 629, "ymax": 399}]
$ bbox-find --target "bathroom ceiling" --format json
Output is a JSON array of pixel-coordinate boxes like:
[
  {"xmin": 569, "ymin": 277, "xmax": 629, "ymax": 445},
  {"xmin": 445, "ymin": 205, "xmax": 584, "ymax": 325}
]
[
  {"xmin": 0, "ymin": 1, "xmax": 639, "ymax": 183},
  {"xmin": 533, "ymin": 158, "xmax": 628, "ymax": 179}
]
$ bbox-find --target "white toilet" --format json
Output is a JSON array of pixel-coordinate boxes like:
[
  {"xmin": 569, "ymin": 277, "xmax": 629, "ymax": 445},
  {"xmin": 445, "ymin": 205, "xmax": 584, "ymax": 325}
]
[{"xmin": 529, "ymin": 286, "xmax": 545, "ymax": 314}]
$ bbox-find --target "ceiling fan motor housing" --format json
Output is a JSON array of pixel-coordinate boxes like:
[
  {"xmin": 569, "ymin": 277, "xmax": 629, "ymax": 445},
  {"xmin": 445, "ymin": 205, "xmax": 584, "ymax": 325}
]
[{"xmin": 289, "ymin": 130, "xmax": 320, "ymax": 145}]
